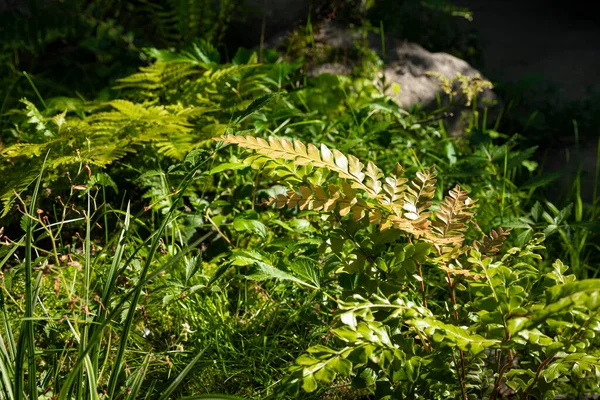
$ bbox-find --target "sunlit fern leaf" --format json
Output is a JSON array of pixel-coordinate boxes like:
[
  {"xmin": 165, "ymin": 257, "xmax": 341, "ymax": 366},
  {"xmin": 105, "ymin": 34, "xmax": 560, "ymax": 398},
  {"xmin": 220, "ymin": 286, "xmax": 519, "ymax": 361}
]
[
  {"xmin": 431, "ymin": 185, "xmax": 476, "ymax": 250},
  {"xmin": 473, "ymin": 227, "xmax": 512, "ymax": 257},
  {"xmin": 403, "ymin": 166, "xmax": 437, "ymax": 233},
  {"xmin": 382, "ymin": 163, "xmax": 408, "ymax": 215},
  {"xmin": 221, "ymin": 134, "xmax": 444, "ymax": 237},
  {"xmin": 216, "ymin": 134, "xmax": 382, "ymax": 198},
  {"xmin": 264, "ymin": 182, "xmax": 374, "ymax": 223}
]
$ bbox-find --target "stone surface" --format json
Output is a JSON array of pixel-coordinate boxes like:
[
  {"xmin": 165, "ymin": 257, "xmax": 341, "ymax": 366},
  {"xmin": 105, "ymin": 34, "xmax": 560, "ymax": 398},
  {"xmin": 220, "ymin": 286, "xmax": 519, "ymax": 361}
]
[
  {"xmin": 305, "ymin": 22, "xmax": 498, "ymax": 134},
  {"xmin": 381, "ymin": 41, "xmax": 495, "ymax": 110}
]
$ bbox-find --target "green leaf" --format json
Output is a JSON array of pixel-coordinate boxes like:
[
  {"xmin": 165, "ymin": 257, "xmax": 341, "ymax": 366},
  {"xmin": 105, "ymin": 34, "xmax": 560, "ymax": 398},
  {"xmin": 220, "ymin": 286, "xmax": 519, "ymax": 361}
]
[
  {"xmin": 185, "ymin": 149, "xmax": 209, "ymax": 168},
  {"xmin": 288, "ymin": 259, "xmax": 320, "ymax": 288},
  {"xmin": 346, "ymin": 345, "xmax": 372, "ymax": 365},
  {"xmin": 410, "ymin": 317, "xmax": 499, "ymax": 354},
  {"xmin": 507, "ymin": 317, "xmax": 529, "ymax": 335},
  {"xmin": 328, "ymin": 357, "xmax": 352, "ymax": 377},
  {"xmin": 412, "ymin": 242, "xmax": 432, "ymax": 262},
  {"xmin": 541, "ymin": 362, "xmax": 568, "ymax": 383},
  {"xmin": 233, "ymin": 250, "xmax": 318, "ymax": 289},
  {"xmin": 340, "ymin": 311, "xmax": 358, "ymax": 329},
  {"xmin": 297, "ymin": 354, "xmax": 319, "ymax": 366},
  {"xmin": 209, "ymin": 162, "xmax": 249, "ymax": 174},
  {"xmin": 302, "ymin": 374, "xmax": 318, "ymax": 392},
  {"xmin": 233, "ymin": 93, "xmax": 282, "ymax": 125},
  {"xmin": 314, "ymin": 365, "xmax": 336, "ymax": 383},
  {"xmin": 546, "ymin": 279, "xmax": 600, "ymax": 304},
  {"xmin": 233, "ymin": 216, "xmax": 267, "ymax": 239},
  {"xmin": 352, "ymin": 367, "xmax": 377, "ymax": 389}
]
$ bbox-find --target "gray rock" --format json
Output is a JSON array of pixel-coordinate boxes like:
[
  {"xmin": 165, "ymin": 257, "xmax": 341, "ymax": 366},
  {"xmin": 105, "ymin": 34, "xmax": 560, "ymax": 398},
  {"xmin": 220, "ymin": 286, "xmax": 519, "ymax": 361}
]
[
  {"xmin": 303, "ymin": 22, "xmax": 499, "ymax": 134},
  {"xmin": 382, "ymin": 41, "xmax": 495, "ymax": 109}
]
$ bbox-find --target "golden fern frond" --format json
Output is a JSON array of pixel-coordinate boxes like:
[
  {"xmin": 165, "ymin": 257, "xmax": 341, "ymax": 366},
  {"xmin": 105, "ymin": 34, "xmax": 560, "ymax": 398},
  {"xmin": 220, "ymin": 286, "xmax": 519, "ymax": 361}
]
[
  {"xmin": 216, "ymin": 135, "xmax": 383, "ymax": 198},
  {"xmin": 403, "ymin": 166, "xmax": 437, "ymax": 232},
  {"xmin": 219, "ymin": 135, "xmax": 484, "ymax": 247},
  {"xmin": 431, "ymin": 185, "xmax": 476, "ymax": 248},
  {"xmin": 439, "ymin": 263, "xmax": 486, "ymax": 280},
  {"xmin": 473, "ymin": 227, "xmax": 512, "ymax": 257},
  {"xmin": 382, "ymin": 163, "xmax": 408, "ymax": 215},
  {"xmin": 265, "ymin": 182, "xmax": 375, "ymax": 222}
]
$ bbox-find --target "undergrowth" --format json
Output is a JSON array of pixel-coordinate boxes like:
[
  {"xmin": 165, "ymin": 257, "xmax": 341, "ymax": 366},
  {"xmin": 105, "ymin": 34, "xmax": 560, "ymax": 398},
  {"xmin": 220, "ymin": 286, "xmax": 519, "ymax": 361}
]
[{"xmin": 1, "ymin": 3, "xmax": 600, "ymax": 399}]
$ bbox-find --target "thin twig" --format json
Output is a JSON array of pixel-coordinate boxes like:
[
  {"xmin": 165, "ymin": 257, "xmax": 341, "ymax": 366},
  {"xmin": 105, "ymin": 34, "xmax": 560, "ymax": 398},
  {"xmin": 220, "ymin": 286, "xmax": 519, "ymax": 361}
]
[
  {"xmin": 205, "ymin": 211, "xmax": 235, "ymax": 249},
  {"xmin": 522, "ymin": 355, "xmax": 555, "ymax": 399},
  {"xmin": 490, "ymin": 361, "xmax": 512, "ymax": 400}
]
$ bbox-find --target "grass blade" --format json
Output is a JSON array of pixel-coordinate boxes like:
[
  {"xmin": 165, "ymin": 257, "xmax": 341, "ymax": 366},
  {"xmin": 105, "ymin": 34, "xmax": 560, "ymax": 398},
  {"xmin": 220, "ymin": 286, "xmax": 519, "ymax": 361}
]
[
  {"xmin": 180, "ymin": 396, "xmax": 246, "ymax": 400},
  {"xmin": 157, "ymin": 346, "xmax": 209, "ymax": 400},
  {"xmin": 125, "ymin": 353, "xmax": 151, "ymax": 400},
  {"xmin": 15, "ymin": 152, "xmax": 48, "ymax": 400},
  {"xmin": 57, "ymin": 157, "xmax": 210, "ymax": 400}
]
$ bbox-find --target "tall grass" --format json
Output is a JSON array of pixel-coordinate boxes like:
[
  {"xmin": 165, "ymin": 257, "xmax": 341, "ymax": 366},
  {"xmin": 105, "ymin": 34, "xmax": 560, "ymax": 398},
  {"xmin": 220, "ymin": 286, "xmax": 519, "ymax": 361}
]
[{"xmin": 0, "ymin": 152, "xmax": 221, "ymax": 399}]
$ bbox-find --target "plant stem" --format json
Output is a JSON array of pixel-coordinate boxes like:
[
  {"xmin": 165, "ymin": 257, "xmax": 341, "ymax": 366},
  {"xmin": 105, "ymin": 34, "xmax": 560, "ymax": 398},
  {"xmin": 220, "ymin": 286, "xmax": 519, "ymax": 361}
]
[
  {"xmin": 490, "ymin": 361, "xmax": 511, "ymax": 400},
  {"xmin": 416, "ymin": 261, "xmax": 427, "ymax": 308},
  {"xmin": 206, "ymin": 210, "xmax": 235, "ymax": 248},
  {"xmin": 522, "ymin": 355, "xmax": 555, "ymax": 399},
  {"xmin": 445, "ymin": 270, "xmax": 467, "ymax": 400}
]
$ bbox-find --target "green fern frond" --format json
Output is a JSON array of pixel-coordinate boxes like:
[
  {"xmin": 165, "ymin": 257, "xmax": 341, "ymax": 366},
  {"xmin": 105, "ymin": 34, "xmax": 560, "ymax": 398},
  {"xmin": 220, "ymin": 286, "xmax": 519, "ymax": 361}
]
[
  {"xmin": 137, "ymin": 0, "xmax": 234, "ymax": 45},
  {"xmin": 115, "ymin": 62, "xmax": 201, "ymax": 92}
]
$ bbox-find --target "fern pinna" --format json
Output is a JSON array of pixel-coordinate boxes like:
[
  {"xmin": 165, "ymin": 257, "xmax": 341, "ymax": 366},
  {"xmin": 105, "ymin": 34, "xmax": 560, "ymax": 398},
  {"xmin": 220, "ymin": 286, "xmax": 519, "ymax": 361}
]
[{"xmin": 216, "ymin": 134, "xmax": 475, "ymax": 253}]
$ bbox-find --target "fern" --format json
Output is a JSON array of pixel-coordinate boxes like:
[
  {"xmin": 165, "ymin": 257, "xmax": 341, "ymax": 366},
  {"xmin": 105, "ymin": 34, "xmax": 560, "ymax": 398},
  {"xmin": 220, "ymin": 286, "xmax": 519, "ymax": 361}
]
[
  {"xmin": 0, "ymin": 44, "xmax": 294, "ymax": 216},
  {"xmin": 431, "ymin": 184, "xmax": 476, "ymax": 248},
  {"xmin": 218, "ymin": 134, "xmax": 383, "ymax": 199},
  {"xmin": 137, "ymin": 0, "xmax": 235, "ymax": 46},
  {"xmin": 473, "ymin": 227, "xmax": 512, "ymax": 257},
  {"xmin": 217, "ymin": 134, "xmax": 480, "ymax": 247},
  {"xmin": 403, "ymin": 166, "xmax": 437, "ymax": 233},
  {"xmin": 265, "ymin": 182, "xmax": 374, "ymax": 222},
  {"xmin": 114, "ymin": 62, "xmax": 201, "ymax": 93}
]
